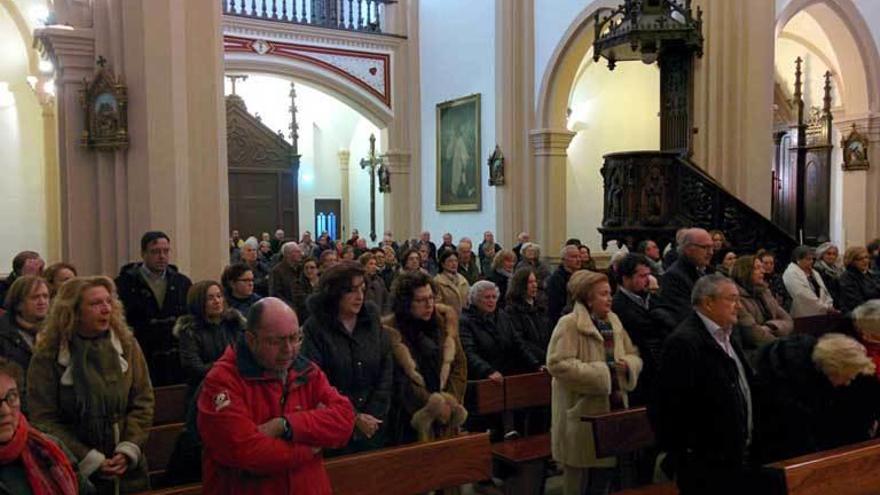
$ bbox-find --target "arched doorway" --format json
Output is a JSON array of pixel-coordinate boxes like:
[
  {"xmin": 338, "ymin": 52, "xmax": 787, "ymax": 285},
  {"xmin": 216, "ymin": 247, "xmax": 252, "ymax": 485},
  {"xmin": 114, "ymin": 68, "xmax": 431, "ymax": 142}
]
[{"xmin": 775, "ymin": 0, "xmax": 880, "ymax": 246}]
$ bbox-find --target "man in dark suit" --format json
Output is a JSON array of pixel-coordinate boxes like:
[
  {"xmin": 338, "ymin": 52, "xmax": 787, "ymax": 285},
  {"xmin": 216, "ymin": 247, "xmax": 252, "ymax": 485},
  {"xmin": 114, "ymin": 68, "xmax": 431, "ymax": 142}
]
[
  {"xmin": 546, "ymin": 245, "xmax": 581, "ymax": 330},
  {"xmin": 652, "ymin": 274, "xmax": 755, "ymax": 495},
  {"xmin": 612, "ymin": 253, "xmax": 662, "ymax": 407},
  {"xmin": 652, "ymin": 228, "xmax": 714, "ymax": 331}
]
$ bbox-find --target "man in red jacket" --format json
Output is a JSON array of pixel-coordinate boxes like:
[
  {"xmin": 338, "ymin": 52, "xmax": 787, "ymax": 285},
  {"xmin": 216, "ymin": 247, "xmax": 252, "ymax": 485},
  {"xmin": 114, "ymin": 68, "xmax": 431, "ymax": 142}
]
[{"xmin": 198, "ymin": 297, "xmax": 355, "ymax": 494}]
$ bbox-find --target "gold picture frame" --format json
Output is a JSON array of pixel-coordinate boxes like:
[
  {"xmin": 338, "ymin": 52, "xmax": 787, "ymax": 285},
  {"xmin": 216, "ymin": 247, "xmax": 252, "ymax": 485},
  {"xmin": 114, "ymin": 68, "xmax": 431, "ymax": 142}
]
[
  {"xmin": 80, "ymin": 58, "xmax": 129, "ymax": 151},
  {"xmin": 436, "ymin": 94, "xmax": 481, "ymax": 211},
  {"xmin": 841, "ymin": 123, "xmax": 869, "ymax": 171}
]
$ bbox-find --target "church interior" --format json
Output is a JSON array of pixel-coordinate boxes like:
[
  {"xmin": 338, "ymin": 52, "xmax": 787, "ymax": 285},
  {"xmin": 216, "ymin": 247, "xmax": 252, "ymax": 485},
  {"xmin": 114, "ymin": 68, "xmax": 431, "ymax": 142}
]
[{"xmin": 2, "ymin": 0, "xmax": 880, "ymax": 494}]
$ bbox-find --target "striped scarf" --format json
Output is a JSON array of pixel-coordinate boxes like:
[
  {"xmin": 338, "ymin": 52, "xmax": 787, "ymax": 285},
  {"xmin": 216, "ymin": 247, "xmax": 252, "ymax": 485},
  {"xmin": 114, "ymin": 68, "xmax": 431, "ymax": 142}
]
[{"xmin": 593, "ymin": 316, "xmax": 626, "ymax": 410}]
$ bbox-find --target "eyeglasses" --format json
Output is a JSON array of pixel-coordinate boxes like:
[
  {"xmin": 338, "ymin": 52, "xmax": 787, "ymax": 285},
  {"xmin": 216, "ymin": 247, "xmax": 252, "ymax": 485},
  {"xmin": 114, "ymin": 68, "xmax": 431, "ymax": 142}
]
[
  {"xmin": 236, "ymin": 278, "xmax": 255, "ymax": 284},
  {"xmin": 260, "ymin": 333, "xmax": 304, "ymax": 347},
  {"xmin": 0, "ymin": 389, "xmax": 20, "ymax": 409},
  {"xmin": 714, "ymin": 294, "xmax": 741, "ymax": 304},
  {"xmin": 412, "ymin": 295, "xmax": 435, "ymax": 305},
  {"xmin": 690, "ymin": 243, "xmax": 714, "ymax": 251}
]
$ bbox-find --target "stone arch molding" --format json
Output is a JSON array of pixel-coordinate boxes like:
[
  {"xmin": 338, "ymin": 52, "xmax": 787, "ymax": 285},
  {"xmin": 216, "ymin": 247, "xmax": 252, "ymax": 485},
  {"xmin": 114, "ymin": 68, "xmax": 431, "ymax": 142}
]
[
  {"xmin": 776, "ymin": 0, "xmax": 880, "ymax": 116},
  {"xmin": 222, "ymin": 32, "xmax": 395, "ymax": 128},
  {"xmin": 535, "ymin": 0, "xmax": 619, "ymax": 130}
]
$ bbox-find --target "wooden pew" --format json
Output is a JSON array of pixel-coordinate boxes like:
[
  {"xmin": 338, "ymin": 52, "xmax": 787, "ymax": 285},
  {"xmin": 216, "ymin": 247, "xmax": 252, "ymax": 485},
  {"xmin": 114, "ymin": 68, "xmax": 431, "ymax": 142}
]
[
  {"xmin": 763, "ymin": 438, "xmax": 880, "ymax": 495},
  {"xmin": 465, "ymin": 377, "xmax": 505, "ymax": 415},
  {"xmin": 793, "ymin": 314, "xmax": 854, "ymax": 337},
  {"xmin": 582, "ymin": 407, "xmax": 655, "ymax": 458},
  {"xmin": 325, "ymin": 432, "xmax": 492, "ymax": 495},
  {"xmin": 145, "ymin": 422, "xmax": 185, "ymax": 487},
  {"xmin": 503, "ymin": 371, "xmax": 551, "ymax": 410},
  {"xmin": 153, "ymin": 384, "xmax": 188, "ymax": 426}
]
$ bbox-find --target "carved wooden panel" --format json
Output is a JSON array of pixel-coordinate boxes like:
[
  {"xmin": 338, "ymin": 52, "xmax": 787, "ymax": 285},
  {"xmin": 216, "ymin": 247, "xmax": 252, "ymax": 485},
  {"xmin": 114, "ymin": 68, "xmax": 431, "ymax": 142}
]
[
  {"xmin": 598, "ymin": 151, "xmax": 797, "ymax": 264},
  {"xmin": 226, "ymin": 95, "xmax": 300, "ymax": 238}
]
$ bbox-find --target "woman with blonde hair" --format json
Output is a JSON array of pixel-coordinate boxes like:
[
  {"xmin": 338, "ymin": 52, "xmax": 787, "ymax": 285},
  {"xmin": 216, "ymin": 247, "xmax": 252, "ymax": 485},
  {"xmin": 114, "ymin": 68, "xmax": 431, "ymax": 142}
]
[
  {"xmin": 754, "ymin": 332, "xmax": 880, "ymax": 463},
  {"xmin": 838, "ymin": 246, "xmax": 880, "ymax": 315},
  {"xmin": 547, "ymin": 270, "xmax": 642, "ymax": 495},
  {"xmin": 27, "ymin": 276, "xmax": 154, "ymax": 494},
  {"xmin": 487, "ymin": 249, "xmax": 517, "ymax": 308}
]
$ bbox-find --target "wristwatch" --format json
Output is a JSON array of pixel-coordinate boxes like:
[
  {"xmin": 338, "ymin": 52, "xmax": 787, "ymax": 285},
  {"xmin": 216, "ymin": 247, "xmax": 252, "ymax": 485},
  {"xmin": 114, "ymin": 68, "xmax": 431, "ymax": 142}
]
[{"xmin": 281, "ymin": 416, "xmax": 293, "ymax": 441}]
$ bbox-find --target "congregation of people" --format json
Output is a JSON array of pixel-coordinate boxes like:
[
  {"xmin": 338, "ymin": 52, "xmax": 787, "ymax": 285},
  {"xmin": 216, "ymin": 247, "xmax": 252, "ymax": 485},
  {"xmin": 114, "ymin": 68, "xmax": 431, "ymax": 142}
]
[{"xmin": 1, "ymin": 225, "xmax": 880, "ymax": 494}]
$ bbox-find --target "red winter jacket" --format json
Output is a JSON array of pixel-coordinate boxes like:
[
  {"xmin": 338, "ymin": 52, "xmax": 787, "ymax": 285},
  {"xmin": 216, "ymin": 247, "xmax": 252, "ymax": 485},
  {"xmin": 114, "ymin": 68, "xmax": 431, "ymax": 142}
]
[{"xmin": 197, "ymin": 342, "xmax": 355, "ymax": 495}]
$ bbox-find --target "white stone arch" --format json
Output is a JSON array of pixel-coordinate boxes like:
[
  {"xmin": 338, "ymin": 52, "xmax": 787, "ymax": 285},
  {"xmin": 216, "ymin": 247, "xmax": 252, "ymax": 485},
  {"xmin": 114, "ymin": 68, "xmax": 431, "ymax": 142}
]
[
  {"xmin": 224, "ymin": 54, "xmax": 393, "ymax": 129},
  {"xmin": 776, "ymin": 0, "xmax": 880, "ymax": 116}
]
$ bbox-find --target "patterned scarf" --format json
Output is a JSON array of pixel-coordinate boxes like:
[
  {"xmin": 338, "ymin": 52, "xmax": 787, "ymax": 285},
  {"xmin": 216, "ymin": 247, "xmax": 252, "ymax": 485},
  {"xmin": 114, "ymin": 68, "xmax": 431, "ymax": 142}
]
[
  {"xmin": 593, "ymin": 316, "xmax": 626, "ymax": 410},
  {"xmin": 0, "ymin": 415, "xmax": 78, "ymax": 495},
  {"xmin": 70, "ymin": 332, "xmax": 128, "ymax": 454}
]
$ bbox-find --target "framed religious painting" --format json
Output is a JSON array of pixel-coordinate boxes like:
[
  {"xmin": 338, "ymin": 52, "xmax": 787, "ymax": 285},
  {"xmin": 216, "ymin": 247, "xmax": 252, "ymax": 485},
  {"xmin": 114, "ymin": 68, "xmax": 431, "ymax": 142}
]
[
  {"xmin": 436, "ymin": 94, "xmax": 481, "ymax": 211},
  {"xmin": 80, "ymin": 57, "xmax": 129, "ymax": 151},
  {"xmin": 841, "ymin": 123, "xmax": 869, "ymax": 171}
]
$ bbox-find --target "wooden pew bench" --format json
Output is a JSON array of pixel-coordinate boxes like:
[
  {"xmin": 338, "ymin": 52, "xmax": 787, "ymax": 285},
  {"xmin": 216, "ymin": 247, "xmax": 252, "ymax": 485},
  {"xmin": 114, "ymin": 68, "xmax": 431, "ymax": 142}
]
[
  {"xmin": 153, "ymin": 384, "xmax": 188, "ymax": 426},
  {"xmin": 144, "ymin": 422, "xmax": 186, "ymax": 487},
  {"xmin": 763, "ymin": 438, "xmax": 880, "ymax": 495},
  {"xmin": 582, "ymin": 407, "xmax": 655, "ymax": 459},
  {"xmin": 793, "ymin": 314, "xmax": 854, "ymax": 337},
  {"xmin": 137, "ymin": 432, "xmax": 492, "ymax": 495}
]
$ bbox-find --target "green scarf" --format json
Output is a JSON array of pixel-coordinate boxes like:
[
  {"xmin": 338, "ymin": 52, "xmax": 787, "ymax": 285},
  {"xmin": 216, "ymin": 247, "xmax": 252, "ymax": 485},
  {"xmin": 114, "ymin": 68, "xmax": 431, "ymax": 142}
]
[{"xmin": 70, "ymin": 333, "xmax": 129, "ymax": 454}]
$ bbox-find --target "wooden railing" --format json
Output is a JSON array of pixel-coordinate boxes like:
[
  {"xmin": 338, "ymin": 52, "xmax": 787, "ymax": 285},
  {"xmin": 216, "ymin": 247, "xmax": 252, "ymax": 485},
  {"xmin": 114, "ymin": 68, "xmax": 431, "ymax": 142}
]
[
  {"xmin": 222, "ymin": 0, "xmax": 394, "ymax": 34},
  {"xmin": 598, "ymin": 151, "xmax": 799, "ymax": 266}
]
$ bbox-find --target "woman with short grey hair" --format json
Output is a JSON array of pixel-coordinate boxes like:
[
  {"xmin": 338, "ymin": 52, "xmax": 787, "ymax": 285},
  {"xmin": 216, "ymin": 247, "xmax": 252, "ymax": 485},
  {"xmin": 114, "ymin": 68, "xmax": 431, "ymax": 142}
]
[
  {"xmin": 782, "ymin": 246, "xmax": 836, "ymax": 318},
  {"xmin": 459, "ymin": 281, "xmax": 540, "ymax": 382}
]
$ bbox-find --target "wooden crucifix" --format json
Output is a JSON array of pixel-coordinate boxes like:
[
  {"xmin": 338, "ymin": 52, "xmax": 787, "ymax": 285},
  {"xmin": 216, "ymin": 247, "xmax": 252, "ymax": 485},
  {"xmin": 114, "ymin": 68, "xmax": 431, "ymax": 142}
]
[{"xmin": 359, "ymin": 134, "xmax": 386, "ymax": 242}]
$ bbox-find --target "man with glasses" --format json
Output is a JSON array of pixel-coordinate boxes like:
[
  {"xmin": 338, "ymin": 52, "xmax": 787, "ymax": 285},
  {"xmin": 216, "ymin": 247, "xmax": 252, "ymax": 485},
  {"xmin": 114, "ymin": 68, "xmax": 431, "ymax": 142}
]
[
  {"xmin": 116, "ymin": 231, "xmax": 192, "ymax": 385},
  {"xmin": 652, "ymin": 274, "xmax": 755, "ymax": 494},
  {"xmin": 198, "ymin": 297, "xmax": 355, "ymax": 494},
  {"xmin": 652, "ymin": 228, "xmax": 715, "ymax": 331}
]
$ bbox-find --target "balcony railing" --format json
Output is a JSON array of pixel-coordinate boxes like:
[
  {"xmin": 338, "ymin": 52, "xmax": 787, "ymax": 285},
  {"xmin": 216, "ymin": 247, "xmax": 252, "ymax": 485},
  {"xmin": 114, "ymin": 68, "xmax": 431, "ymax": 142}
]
[{"xmin": 222, "ymin": 0, "xmax": 394, "ymax": 34}]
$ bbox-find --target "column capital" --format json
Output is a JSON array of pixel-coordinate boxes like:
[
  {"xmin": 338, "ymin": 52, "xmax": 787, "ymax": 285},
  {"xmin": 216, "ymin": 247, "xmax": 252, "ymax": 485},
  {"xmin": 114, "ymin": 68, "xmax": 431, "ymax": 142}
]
[
  {"xmin": 529, "ymin": 129, "xmax": 575, "ymax": 157},
  {"xmin": 382, "ymin": 149, "xmax": 411, "ymax": 174},
  {"xmin": 835, "ymin": 112, "xmax": 880, "ymax": 144},
  {"xmin": 338, "ymin": 149, "xmax": 351, "ymax": 171},
  {"xmin": 34, "ymin": 26, "xmax": 96, "ymax": 83}
]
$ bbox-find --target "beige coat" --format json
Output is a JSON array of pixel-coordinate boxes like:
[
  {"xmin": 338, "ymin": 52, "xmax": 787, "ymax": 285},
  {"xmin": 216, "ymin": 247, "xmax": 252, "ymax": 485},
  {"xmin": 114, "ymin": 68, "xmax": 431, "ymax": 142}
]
[
  {"xmin": 434, "ymin": 272, "xmax": 470, "ymax": 314},
  {"xmin": 547, "ymin": 303, "xmax": 642, "ymax": 468}
]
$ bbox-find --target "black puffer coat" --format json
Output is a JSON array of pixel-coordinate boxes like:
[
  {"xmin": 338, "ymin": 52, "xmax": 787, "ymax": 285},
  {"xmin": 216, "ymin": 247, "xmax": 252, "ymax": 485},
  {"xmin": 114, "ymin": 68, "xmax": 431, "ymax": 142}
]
[
  {"xmin": 502, "ymin": 300, "xmax": 550, "ymax": 367},
  {"xmin": 301, "ymin": 297, "xmax": 392, "ymax": 454},
  {"xmin": 174, "ymin": 311, "xmax": 245, "ymax": 395},
  {"xmin": 459, "ymin": 306, "xmax": 540, "ymax": 379},
  {"xmin": 838, "ymin": 267, "xmax": 880, "ymax": 315}
]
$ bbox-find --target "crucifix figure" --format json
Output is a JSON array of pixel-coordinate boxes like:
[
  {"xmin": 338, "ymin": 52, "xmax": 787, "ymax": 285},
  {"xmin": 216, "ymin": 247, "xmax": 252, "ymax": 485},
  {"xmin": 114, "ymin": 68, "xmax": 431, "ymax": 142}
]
[
  {"xmin": 360, "ymin": 133, "xmax": 386, "ymax": 242},
  {"xmin": 226, "ymin": 74, "xmax": 248, "ymax": 95}
]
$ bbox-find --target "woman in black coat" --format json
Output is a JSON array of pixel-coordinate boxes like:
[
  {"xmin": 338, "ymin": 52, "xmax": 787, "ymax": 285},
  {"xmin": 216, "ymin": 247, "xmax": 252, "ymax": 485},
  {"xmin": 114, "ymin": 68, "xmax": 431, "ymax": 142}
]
[
  {"xmin": 838, "ymin": 246, "xmax": 880, "ymax": 315},
  {"xmin": 459, "ymin": 280, "xmax": 541, "ymax": 381},
  {"xmin": 753, "ymin": 333, "xmax": 880, "ymax": 463},
  {"xmin": 503, "ymin": 268, "xmax": 550, "ymax": 367},
  {"xmin": 174, "ymin": 280, "xmax": 245, "ymax": 401},
  {"xmin": 301, "ymin": 261, "xmax": 393, "ymax": 455}
]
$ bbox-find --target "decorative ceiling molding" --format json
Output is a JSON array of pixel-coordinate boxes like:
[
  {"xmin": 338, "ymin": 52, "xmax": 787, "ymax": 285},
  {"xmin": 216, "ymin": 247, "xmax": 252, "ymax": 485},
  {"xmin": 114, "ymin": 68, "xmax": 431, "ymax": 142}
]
[{"xmin": 224, "ymin": 34, "xmax": 391, "ymax": 108}]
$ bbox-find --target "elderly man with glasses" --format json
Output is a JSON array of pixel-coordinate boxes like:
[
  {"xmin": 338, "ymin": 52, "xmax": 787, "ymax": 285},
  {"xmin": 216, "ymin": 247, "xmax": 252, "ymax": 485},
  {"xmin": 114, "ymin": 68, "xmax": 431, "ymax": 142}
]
[
  {"xmin": 197, "ymin": 297, "xmax": 355, "ymax": 495},
  {"xmin": 651, "ymin": 228, "xmax": 715, "ymax": 332}
]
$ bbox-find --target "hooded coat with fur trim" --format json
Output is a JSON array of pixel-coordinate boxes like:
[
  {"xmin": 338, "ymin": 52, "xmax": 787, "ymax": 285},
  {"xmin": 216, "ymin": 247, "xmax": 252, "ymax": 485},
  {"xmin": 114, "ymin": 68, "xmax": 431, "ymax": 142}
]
[
  {"xmin": 547, "ymin": 303, "xmax": 642, "ymax": 468},
  {"xmin": 381, "ymin": 303, "xmax": 467, "ymax": 444}
]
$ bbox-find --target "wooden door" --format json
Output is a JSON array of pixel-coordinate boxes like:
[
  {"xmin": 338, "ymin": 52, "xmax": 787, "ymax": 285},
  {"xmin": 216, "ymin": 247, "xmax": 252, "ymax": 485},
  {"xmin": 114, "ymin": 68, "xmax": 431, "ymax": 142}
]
[{"xmin": 772, "ymin": 131, "xmax": 797, "ymax": 238}]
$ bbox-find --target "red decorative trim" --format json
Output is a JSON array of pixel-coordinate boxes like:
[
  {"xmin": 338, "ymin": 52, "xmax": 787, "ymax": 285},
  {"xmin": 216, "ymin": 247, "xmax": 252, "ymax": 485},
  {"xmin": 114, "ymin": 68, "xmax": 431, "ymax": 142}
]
[{"xmin": 223, "ymin": 35, "xmax": 391, "ymax": 108}]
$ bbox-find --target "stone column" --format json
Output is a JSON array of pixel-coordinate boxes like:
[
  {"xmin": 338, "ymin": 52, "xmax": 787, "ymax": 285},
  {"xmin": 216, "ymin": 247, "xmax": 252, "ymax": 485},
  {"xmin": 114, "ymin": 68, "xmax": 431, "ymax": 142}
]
[
  {"xmin": 530, "ymin": 129, "xmax": 575, "ymax": 260},
  {"xmin": 38, "ymin": 0, "xmax": 228, "ymax": 280},
  {"xmin": 494, "ymin": 0, "xmax": 535, "ymax": 248},
  {"xmin": 382, "ymin": 150, "xmax": 414, "ymax": 239},
  {"xmin": 338, "ymin": 149, "xmax": 351, "ymax": 237},
  {"xmin": 692, "ymin": 0, "xmax": 775, "ymax": 216},
  {"xmin": 838, "ymin": 116, "xmax": 880, "ymax": 247},
  {"xmin": 381, "ymin": 0, "xmax": 420, "ymax": 240}
]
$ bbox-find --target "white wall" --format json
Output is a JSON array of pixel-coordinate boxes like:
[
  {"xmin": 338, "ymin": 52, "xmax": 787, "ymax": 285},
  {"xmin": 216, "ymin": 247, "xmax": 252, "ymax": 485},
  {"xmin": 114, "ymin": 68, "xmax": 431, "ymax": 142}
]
[
  {"xmin": 565, "ymin": 55, "xmax": 660, "ymax": 249},
  {"xmin": 0, "ymin": 6, "xmax": 47, "ymax": 272},
  {"xmin": 224, "ymin": 74, "xmax": 381, "ymax": 242},
  {"xmin": 534, "ymin": 0, "xmax": 597, "ymax": 102},
  {"xmin": 419, "ymin": 0, "xmax": 496, "ymax": 243}
]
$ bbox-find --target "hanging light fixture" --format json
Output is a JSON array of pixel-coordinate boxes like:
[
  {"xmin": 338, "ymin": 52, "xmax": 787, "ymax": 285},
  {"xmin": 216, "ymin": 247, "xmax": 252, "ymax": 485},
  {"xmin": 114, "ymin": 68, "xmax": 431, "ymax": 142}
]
[{"xmin": 593, "ymin": 0, "xmax": 703, "ymax": 70}]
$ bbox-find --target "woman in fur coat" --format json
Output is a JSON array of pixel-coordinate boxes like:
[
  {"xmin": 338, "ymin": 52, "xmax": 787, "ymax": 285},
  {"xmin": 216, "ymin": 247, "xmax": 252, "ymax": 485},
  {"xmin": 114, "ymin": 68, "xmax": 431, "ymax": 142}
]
[{"xmin": 382, "ymin": 271, "xmax": 468, "ymax": 445}]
